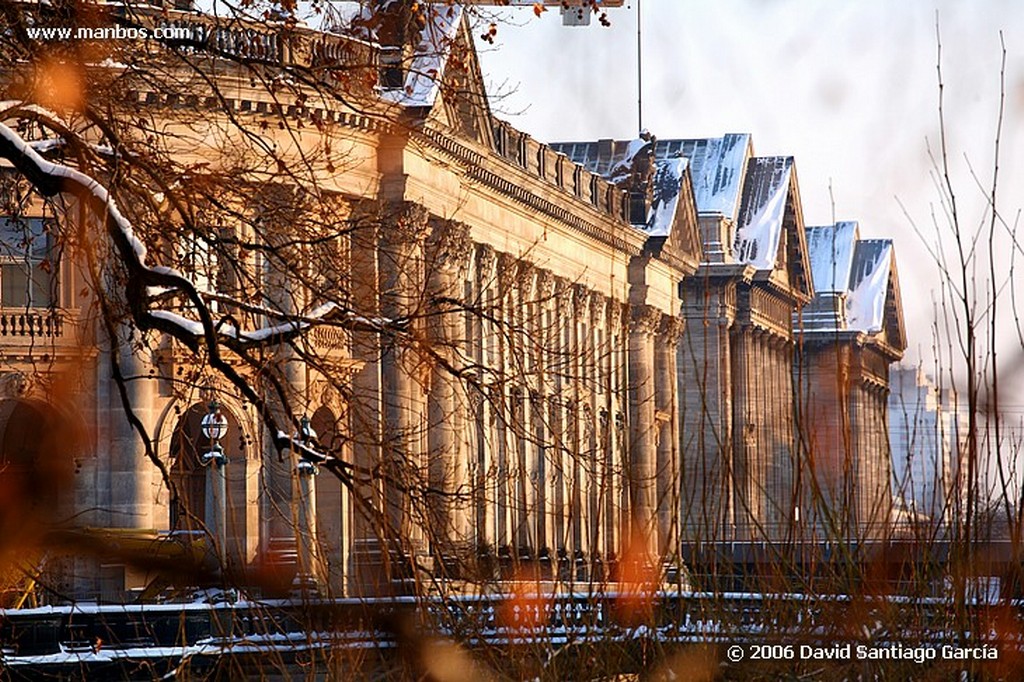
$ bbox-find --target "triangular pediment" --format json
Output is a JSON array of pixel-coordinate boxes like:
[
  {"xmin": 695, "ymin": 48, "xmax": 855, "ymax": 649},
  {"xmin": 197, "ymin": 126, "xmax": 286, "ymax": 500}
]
[
  {"xmin": 881, "ymin": 247, "xmax": 907, "ymax": 353},
  {"xmin": 640, "ymin": 155, "xmax": 701, "ymax": 270},
  {"xmin": 737, "ymin": 157, "xmax": 812, "ymax": 301},
  {"xmin": 433, "ymin": 17, "xmax": 494, "ymax": 148},
  {"xmin": 379, "ymin": 7, "xmax": 493, "ymax": 149},
  {"xmin": 780, "ymin": 165, "xmax": 813, "ymax": 301}
]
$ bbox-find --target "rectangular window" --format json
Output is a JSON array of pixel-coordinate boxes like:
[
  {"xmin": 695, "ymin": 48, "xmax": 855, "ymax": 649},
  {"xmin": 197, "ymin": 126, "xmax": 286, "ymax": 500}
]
[{"xmin": 0, "ymin": 217, "xmax": 56, "ymax": 308}]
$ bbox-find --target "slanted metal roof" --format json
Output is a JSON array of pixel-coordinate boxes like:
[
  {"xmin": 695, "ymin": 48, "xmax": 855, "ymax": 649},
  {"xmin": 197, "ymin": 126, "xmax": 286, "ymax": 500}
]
[
  {"xmin": 550, "ymin": 133, "xmax": 752, "ymax": 218},
  {"xmin": 846, "ymin": 239, "xmax": 893, "ymax": 333},
  {"xmin": 806, "ymin": 221, "xmax": 859, "ymax": 294},
  {"xmin": 734, "ymin": 156, "xmax": 793, "ymax": 271},
  {"xmin": 800, "ymin": 223, "xmax": 900, "ymax": 338},
  {"xmin": 645, "ymin": 155, "xmax": 689, "ymax": 237}
]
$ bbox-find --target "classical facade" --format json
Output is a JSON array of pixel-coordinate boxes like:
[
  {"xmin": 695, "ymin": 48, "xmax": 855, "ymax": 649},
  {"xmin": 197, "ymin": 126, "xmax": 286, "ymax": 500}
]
[
  {"xmin": 796, "ymin": 222, "xmax": 906, "ymax": 540},
  {"xmin": 0, "ymin": 2, "xmax": 913, "ymax": 604},
  {"xmin": 553, "ymin": 135, "xmax": 815, "ymax": 543},
  {"xmin": 0, "ymin": 3, "xmax": 704, "ymax": 601}
]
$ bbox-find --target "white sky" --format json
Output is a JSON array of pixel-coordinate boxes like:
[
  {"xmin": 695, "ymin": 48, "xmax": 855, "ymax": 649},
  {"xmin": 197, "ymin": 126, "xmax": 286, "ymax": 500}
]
[{"xmin": 474, "ymin": 1, "xmax": 1024, "ymax": 421}]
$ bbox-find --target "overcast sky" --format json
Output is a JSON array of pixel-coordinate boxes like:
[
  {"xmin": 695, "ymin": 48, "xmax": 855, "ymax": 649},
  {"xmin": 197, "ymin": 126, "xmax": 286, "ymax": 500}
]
[{"xmin": 474, "ymin": 1, "xmax": 1024, "ymax": 420}]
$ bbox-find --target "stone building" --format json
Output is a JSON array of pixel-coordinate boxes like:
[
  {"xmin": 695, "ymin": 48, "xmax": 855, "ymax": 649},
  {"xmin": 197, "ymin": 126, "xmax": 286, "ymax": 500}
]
[
  {"xmin": 553, "ymin": 135, "xmax": 815, "ymax": 543},
  {"xmin": 0, "ymin": 2, "xmax": 915, "ymax": 603},
  {"xmin": 888, "ymin": 367, "xmax": 964, "ymax": 533},
  {"xmin": 0, "ymin": 3, "xmax": 702, "ymax": 600},
  {"xmin": 796, "ymin": 222, "xmax": 907, "ymax": 540}
]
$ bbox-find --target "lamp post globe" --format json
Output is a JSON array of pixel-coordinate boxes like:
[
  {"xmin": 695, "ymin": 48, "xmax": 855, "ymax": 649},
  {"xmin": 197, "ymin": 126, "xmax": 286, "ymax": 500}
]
[{"xmin": 201, "ymin": 400, "xmax": 228, "ymax": 444}]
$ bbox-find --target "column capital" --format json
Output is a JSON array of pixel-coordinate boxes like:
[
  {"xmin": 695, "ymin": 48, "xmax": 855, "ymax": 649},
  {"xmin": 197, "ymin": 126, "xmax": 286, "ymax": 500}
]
[
  {"xmin": 630, "ymin": 304, "xmax": 662, "ymax": 337},
  {"xmin": 477, "ymin": 243, "xmax": 497, "ymax": 277},
  {"xmin": 537, "ymin": 269, "xmax": 556, "ymax": 299},
  {"xmin": 386, "ymin": 201, "xmax": 430, "ymax": 245},
  {"xmin": 572, "ymin": 283, "xmax": 591, "ymax": 309},
  {"xmin": 658, "ymin": 314, "xmax": 685, "ymax": 343},
  {"xmin": 428, "ymin": 219, "xmax": 472, "ymax": 275},
  {"xmin": 497, "ymin": 252, "xmax": 519, "ymax": 291}
]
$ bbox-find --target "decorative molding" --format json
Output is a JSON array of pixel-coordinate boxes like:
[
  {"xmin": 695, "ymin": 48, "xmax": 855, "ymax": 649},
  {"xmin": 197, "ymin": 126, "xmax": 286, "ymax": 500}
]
[{"xmin": 0, "ymin": 371, "xmax": 28, "ymax": 398}]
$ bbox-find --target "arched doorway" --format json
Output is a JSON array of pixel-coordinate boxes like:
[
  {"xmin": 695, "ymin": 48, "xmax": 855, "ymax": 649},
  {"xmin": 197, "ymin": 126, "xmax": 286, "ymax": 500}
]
[
  {"xmin": 168, "ymin": 402, "xmax": 243, "ymax": 532},
  {"xmin": 0, "ymin": 399, "xmax": 76, "ymax": 522}
]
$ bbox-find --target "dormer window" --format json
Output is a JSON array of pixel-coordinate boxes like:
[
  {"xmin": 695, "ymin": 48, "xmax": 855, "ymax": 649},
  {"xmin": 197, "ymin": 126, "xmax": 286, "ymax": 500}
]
[{"xmin": 0, "ymin": 217, "xmax": 57, "ymax": 308}]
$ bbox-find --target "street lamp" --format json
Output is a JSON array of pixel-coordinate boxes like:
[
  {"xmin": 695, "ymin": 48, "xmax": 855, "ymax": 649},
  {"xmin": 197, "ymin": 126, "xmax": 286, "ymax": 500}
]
[
  {"xmin": 293, "ymin": 415, "xmax": 321, "ymax": 594},
  {"xmin": 200, "ymin": 400, "xmax": 228, "ymax": 570}
]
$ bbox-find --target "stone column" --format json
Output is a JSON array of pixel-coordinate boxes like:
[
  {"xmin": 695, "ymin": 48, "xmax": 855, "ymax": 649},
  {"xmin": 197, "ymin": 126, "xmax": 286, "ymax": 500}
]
[
  {"xmin": 627, "ymin": 304, "xmax": 660, "ymax": 556},
  {"xmin": 572, "ymin": 284, "xmax": 590, "ymax": 578},
  {"xmin": 105, "ymin": 327, "xmax": 156, "ymax": 531},
  {"xmin": 517, "ymin": 265, "xmax": 540, "ymax": 562},
  {"xmin": 426, "ymin": 219, "xmax": 471, "ymax": 575},
  {"xmin": 475, "ymin": 245, "xmax": 497, "ymax": 562},
  {"xmin": 378, "ymin": 201, "xmax": 429, "ymax": 591},
  {"xmin": 203, "ymin": 449, "xmax": 228, "ymax": 570},
  {"xmin": 536, "ymin": 271, "xmax": 556, "ymax": 569},
  {"xmin": 679, "ymin": 283, "xmax": 736, "ymax": 544},
  {"xmin": 731, "ymin": 324, "xmax": 753, "ymax": 541},
  {"xmin": 655, "ymin": 315, "xmax": 684, "ymax": 563},
  {"xmin": 552, "ymin": 278, "xmax": 571, "ymax": 580},
  {"xmin": 347, "ymin": 200, "xmax": 385, "ymax": 595},
  {"xmin": 495, "ymin": 253, "xmax": 516, "ymax": 564},
  {"xmin": 293, "ymin": 457, "xmax": 321, "ymax": 590},
  {"xmin": 261, "ymin": 208, "xmax": 308, "ymax": 551}
]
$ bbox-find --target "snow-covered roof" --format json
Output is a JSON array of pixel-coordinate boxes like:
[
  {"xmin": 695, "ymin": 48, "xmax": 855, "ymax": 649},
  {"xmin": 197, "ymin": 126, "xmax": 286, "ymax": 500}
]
[
  {"xmin": 644, "ymin": 155, "xmax": 689, "ymax": 237},
  {"xmin": 655, "ymin": 134, "xmax": 750, "ymax": 218},
  {"xmin": 734, "ymin": 156, "xmax": 793, "ymax": 271},
  {"xmin": 801, "ymin": 223, "xmax": 897, "ymax": 336},
  {"xmin": 380, "ymin": 5, "xmax": 463, "ymax": 108},
  {"xmin": 846, "ymin": 239, "xmax": 892, "ymax": 333},
  {"xmin": 806, "ymin": 221, "xmax": 858, "ymax": 294},
  {"xmin": 550, "ymin": 133, "xmax": 751, "ymax": 218}
]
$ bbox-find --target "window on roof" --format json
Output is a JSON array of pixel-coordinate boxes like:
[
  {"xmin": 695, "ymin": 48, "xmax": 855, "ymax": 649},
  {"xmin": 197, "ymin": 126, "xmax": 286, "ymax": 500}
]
[{"xmin": 0, "ymin": 217, "xmax": 57, "ymax": 308}]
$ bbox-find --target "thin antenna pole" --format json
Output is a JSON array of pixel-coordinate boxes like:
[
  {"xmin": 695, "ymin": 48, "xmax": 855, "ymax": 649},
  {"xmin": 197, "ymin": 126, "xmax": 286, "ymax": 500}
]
[{"xmin": 636, "ymin": 0, "xmax": 643, "ymax": 133}]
